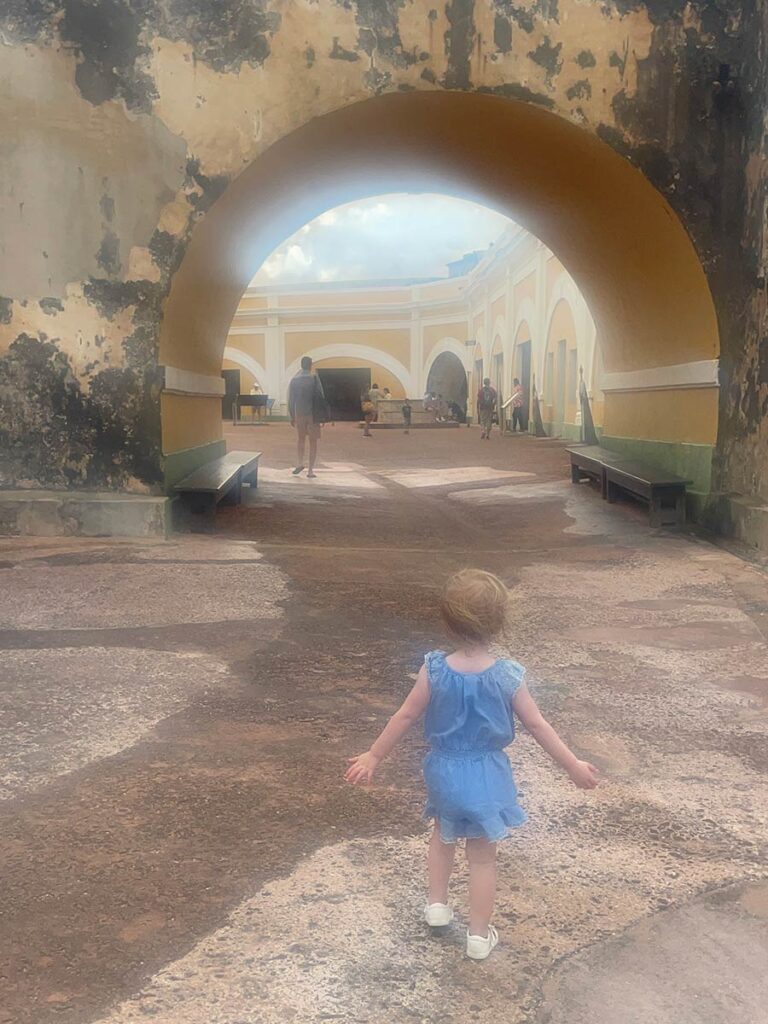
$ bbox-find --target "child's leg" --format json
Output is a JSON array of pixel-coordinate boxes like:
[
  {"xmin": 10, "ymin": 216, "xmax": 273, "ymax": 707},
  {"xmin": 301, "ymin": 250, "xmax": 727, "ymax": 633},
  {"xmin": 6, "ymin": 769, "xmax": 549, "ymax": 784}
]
[
  {"xmin": 428, "ymin": 823, "xmax": 456, "ymax": 904},
  {"xmin": 466, "ymin": 838, "xmax": 497, "ymax": 936}
]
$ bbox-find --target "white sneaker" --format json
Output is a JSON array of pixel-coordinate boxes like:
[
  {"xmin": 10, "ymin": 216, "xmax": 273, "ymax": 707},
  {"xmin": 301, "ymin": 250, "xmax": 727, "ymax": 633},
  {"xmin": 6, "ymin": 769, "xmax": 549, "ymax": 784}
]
[
  {"xmin": 424, "ymin": 903, "xmax": 454, "ymax": 927},
  {"xmin": 466, "ymin": 925, "xmax": 499, "ymax": 960}
]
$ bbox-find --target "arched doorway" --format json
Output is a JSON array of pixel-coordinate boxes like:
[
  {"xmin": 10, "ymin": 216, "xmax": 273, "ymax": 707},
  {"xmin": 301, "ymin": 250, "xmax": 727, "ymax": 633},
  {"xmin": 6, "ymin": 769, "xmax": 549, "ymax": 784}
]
[
  {"xmin": 160, "ymin": 90, "xmax": 719, "ymax": 501},
  {"xmin": 426, "ymin": 352, "xmax": 468, "ymax": 419}
]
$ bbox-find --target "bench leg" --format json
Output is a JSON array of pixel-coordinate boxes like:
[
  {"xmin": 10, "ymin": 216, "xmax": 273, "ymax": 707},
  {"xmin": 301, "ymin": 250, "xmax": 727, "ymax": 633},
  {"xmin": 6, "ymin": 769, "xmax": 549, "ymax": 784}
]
[
  {"xmin": 601, "ymin": 468, "xmax": 608, "ymax": 499},
  {"xmin": 606, "ymin": 480, "xmax": 618, "ymax": 504},
  {"xmin": 220, "ymin": 476, "xmax": 242, "ymax": 507},
  {"xmin": 570, "ymin": 463, "xmax": 583, "ymax": 484},
  {"xmin": 676, "ymin": 492, "xmax": 686, "ymax": 526},
  {"xmin": 649, "ymin": 494, "xmax": 663, "ymax": 527}
]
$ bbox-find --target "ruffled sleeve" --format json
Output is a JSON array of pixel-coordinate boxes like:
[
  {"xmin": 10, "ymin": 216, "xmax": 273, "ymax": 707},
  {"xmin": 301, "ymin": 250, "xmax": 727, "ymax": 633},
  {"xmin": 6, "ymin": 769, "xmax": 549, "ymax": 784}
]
[
  {"xmin": 424, "ymin": 650, "xmax": 445, "ymax": 689},
  {"xmin": 500, "ymin": 659, "xmax": 526, "ymax": 700}
]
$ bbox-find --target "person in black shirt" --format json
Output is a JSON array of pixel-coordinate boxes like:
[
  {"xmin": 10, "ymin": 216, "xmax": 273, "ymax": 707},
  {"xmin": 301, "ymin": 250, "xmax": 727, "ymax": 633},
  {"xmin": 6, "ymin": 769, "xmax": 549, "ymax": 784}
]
[{"xmin": 402, "ymin": 398, "xmax": 412, "ymax": 434}]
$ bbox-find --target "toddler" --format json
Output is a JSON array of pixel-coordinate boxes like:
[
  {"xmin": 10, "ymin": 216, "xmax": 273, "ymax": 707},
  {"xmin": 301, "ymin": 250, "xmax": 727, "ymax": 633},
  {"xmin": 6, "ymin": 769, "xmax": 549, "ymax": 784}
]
[{"xmin": 345, "ymin": 569, "xmax": 598, "ymax": 960}]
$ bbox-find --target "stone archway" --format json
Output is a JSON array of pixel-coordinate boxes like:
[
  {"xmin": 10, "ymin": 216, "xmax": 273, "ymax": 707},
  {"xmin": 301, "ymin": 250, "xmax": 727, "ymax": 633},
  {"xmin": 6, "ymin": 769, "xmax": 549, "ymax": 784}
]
[{"xmin": 159, "ymin": 90, "xmax": 719, "ymax": 495}]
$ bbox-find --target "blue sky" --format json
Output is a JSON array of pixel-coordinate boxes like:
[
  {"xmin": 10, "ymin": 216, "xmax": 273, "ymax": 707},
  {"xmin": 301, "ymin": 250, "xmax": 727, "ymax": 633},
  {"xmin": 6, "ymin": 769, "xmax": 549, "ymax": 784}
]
[{"xmin": 252, "ymin": 194, "xmax": 512, "ymax": 286}]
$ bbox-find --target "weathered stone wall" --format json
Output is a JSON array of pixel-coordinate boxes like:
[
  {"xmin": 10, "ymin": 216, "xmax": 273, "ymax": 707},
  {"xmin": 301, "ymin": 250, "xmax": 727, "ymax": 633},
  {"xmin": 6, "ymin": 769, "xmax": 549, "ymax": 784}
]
[{"xmin": 0, "ymin": 2, "xmax": 765, "ymax": 520}]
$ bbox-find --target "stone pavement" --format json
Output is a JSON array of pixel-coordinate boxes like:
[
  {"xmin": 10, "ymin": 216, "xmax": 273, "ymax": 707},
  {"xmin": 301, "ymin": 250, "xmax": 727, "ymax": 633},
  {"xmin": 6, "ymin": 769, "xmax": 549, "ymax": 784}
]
[{"xmin": 1, "ymin": 424, "xmax": 766, "ymax": 1024}]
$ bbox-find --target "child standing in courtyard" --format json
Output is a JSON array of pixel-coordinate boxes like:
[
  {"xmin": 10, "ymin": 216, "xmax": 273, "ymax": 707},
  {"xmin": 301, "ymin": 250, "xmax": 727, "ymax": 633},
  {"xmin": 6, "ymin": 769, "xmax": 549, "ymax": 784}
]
[{"xmin": 345, "ymin": 569, "xmax": 598, "ymax": 960}]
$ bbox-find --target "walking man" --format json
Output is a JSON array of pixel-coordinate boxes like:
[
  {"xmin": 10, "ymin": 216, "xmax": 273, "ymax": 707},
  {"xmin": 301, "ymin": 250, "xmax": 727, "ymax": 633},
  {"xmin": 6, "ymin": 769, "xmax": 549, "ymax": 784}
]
[
  {"xmin": 477, "ymin": 377, "xmax": 498, "ymax": 440},
  {"xmin": 288, "ymin": 355, "xmax": 326, "ymax": 478}
]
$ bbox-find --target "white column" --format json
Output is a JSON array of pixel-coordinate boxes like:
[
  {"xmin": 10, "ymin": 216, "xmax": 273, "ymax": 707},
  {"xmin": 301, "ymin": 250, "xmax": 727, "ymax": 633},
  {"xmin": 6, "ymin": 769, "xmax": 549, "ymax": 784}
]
[
  {"xmin": 410, "ymin": 310, "xmax": 422, "ymax": 397},
  {"xmin": 533, "ymin": 243, "xmax": 548, "ymax": 393},
  {"xmin": 264, "ymin": 304, "xmax": 283, "ymax": 412}
]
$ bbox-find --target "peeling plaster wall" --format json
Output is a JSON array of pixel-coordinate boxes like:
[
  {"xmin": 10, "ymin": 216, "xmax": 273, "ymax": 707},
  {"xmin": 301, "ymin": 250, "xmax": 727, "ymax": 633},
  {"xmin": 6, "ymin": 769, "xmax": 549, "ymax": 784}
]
[{"xmin": 0, "ymin": 0, "xmax": 765, "ymax": 524}]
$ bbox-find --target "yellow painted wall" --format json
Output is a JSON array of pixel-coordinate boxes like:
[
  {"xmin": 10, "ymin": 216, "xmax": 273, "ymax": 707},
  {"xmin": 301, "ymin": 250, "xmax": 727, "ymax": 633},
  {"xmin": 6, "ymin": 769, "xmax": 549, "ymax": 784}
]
[
  {"xmin": 285, "ymin": 329, "xmax": 410, "ymax": 368},
  {"xmin": 278, "ymin": 313, "xmax": 409, "ymax": 327},
  {"xmin": 226, "ymin": 333, "xmax": 266, "ymax": 367},
  {"xmin": 514, "ymin": 273, "xmax": 536, "ymax": 309},
  {"xmin": 312, "ymin": 356, "xmax": 406, "ymax": 398},
  {"xmin": 491, "ymin": 294, "xmax": 506, "ymax": 324},
  {"xmin": 279, "ymin": 289, "xmax": 411, "ymax": 308},
  {"xmin": 603, "ymin": 388, "xmax": 718, "ymax": 445},
  {"xmin": 238, "ymin": 296, "xmax": 268, "ymax": 310},
  {"xmin": 423, "ymin": 321, "xmax": 469, "ymax": 362},
  {"xmin": 421, "ymin": 280, "xmax": 464, "ymax": 302},
  {"xmin": 161, "ymin": 394, "xmax": 223, "ymax": 454},
  {"xmin": 543, "ymin": 299, "xmax": 579, "ymax": 423}
]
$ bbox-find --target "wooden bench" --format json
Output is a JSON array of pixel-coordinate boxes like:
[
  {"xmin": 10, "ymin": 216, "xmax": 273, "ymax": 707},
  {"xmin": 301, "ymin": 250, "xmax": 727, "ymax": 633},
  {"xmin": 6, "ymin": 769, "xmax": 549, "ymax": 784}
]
[
  {"xmin": 174, "ymin": 450, "xmax": 261, "ymax": 519},
  {"xmin": 604, "ymin": 461, "xmax": 692, "ymax": 527},
  {"xmin": 566, "ymin": 445, "xmax": 626, "ymax": 498}
]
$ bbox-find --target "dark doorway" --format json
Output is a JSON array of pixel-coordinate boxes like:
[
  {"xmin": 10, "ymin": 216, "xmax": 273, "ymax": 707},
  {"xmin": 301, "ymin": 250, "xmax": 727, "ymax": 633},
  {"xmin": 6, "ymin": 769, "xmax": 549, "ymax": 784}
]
[
  {"xmin": 427, "ymin": 352, "xmax": 468, "ymax": 419},
  {"xmin": 316, "ymin": 367, "xmax": 371, "ymax": 420},
  {"xmin": 518, "ymin": 340, "xmax": 531, "ymax": 430},
  {"xmin": 221, "ymin": 368, "xmax": 241, "ymax": 420}
]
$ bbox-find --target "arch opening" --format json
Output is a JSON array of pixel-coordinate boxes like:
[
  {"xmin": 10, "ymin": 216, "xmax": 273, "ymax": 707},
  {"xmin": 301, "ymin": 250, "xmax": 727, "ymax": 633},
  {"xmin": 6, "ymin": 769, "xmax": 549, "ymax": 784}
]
[
  {"xmin": 426, "ymin": 352, "xmax": 469, "ymax": 418},
  {"xmin": 161, "ymin": 90, "xmax": 719, "ymax": 500}
]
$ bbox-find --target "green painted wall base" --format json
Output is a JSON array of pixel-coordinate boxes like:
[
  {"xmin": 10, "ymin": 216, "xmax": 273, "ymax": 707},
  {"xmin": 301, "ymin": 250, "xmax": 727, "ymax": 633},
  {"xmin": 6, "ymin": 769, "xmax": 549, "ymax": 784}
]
[
  {"xmin": 542, "ymin": 421, "xmax": 582, "ymax": 441},
  {"xmin": 599, "ymin": 435, "xmax": 714, "ymax": 503},
  {"xmin": 162, "ymin": 440, "xmax": 227, "ymax": 493}
]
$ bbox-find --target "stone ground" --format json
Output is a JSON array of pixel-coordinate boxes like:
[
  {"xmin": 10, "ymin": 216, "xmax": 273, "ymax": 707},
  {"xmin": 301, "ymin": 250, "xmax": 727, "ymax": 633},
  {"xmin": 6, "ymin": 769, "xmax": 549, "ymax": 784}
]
[{"xmin": 1, "ymin": 422, "xmax": 767, "ymax": 1024}]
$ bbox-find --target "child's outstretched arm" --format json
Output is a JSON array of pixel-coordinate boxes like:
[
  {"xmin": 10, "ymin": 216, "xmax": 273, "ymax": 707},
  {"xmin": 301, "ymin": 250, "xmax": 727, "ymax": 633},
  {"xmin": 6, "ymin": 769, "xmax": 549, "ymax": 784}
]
[
  {"xmin": 345, "ymin": 665, "xmax": 430, "ymax": 785},
  {"xmin": 512, "ymin": 683, "xmax": 598, "ymax": 789}
]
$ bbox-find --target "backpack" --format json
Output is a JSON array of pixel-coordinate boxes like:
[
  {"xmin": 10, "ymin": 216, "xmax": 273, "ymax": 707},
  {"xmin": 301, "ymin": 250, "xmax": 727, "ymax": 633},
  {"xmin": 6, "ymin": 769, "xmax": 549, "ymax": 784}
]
[
  {"xmin": 478, "ymin": 385, "xmax": 495, "ymax": 410},
  {"xmin": 312, "ymin": 376, "xmax": 331, "ymax": 423}
]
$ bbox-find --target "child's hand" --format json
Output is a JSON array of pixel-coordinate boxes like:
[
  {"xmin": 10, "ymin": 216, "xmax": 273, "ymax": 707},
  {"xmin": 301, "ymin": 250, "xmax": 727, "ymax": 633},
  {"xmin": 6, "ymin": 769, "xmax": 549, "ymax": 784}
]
[
  {"xmin": 345, "ymin": 751, "xmax": 381, "ymax": 784},
  {"xmin": 567, "ymin": 759, "xmax": 599, "ymax": 789}
]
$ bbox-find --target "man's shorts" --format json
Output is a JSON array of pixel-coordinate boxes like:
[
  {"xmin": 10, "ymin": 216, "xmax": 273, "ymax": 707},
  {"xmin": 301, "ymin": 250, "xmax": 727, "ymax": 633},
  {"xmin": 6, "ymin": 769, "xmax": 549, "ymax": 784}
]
[{"xmin": 295, "ymin": 414, "xmax": 320, "ymax": 439}]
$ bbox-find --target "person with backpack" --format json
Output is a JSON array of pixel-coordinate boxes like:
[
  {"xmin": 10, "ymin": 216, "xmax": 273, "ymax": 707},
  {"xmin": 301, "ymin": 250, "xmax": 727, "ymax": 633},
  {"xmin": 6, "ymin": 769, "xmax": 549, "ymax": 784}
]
[
  {"xmin": 288, "ymin": 355, "xmax": 328, "ymax": 477},
  {"xmin": 476, "ymin": 377, "xmax": 498, "ymax": 440}
]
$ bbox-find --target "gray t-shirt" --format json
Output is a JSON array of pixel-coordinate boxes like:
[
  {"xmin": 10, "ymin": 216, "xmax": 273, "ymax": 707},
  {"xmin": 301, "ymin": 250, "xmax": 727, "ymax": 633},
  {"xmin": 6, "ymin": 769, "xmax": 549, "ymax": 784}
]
[{"xmin": 288, "ymin": 370, "xmax": 324, "ymax": 419}]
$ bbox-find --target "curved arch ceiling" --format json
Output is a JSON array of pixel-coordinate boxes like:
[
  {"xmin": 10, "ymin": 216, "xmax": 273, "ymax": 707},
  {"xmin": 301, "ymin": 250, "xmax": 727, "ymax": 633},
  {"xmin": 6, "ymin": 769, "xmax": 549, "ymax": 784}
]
[{"xmin": 161, "ymin": 91, "xmax": 718, "ymax": 381}]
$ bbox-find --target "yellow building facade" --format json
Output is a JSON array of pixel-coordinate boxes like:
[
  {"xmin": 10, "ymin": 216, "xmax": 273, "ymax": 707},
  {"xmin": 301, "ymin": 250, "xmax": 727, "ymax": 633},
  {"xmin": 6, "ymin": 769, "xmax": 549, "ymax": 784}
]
[{"xmin": 223, "ymin": 226, "xmax": 605, "ymax": 438}]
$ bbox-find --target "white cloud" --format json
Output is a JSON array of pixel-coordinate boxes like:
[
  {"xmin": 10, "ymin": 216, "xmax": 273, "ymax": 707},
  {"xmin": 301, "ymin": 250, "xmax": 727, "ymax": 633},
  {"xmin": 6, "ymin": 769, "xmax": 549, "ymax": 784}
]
[
  {"xmin": 251, "ymin": 194, "xmax": 512, "ymax": 286},
  {"xmin": 260, "ymin": 243, "xmax": 312, "ymax": 279}
]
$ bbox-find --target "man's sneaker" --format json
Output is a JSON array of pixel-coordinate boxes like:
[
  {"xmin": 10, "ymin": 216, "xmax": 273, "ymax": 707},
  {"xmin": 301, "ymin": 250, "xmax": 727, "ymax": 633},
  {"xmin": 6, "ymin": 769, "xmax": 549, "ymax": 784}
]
[
  {"xmin": 424, "ymin": 903, "xmax": 454, "ymax": 927},
  {"xmin": 292, "ymin": 466, "xmax": 304, "ymax": 475},
  {"xmin": 466, "ymin": 925, "xmax": 499, "ymax": 960}
]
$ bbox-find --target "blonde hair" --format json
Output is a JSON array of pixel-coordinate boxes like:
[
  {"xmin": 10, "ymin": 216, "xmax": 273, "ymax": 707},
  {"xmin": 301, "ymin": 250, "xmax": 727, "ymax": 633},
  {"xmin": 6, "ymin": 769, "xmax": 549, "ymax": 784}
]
[{"xmin": 440, "ymin": 569, "xmax": 512, "ymax": 644}]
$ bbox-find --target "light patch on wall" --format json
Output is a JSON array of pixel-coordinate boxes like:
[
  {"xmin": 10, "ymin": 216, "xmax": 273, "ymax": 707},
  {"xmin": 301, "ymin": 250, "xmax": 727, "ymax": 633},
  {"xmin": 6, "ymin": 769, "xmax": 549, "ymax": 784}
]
[
  {"xmin": 0, "ymin": 285, "xmax": 135, "ymax": 378},
  {"xmin": 0, "ymin": 43, "xmax": 185, "ymax": 297}
]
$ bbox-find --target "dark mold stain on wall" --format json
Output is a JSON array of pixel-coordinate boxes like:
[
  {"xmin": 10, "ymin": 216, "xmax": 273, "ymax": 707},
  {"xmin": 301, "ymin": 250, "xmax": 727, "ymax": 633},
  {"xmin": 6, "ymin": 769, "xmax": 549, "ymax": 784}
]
[
  {"xmin": 39, "ymin": 297, "xmax": 65, "ymax": 315},
  {"xmin": 330, "ymin": 37, "xmax": 360, "ymax": 61},
  {"xmin": 0, "ymin": 0, "xmax": 280, "ymax": 110},
  {"xmin": 96, "ymin": 231, "xmax": 121, "ymax": 277},
  {"xmin": 0, "ymin": 333, "xmax": 162, "ymax": 490},
  {"xmin": 493, "ymin": 2, "xmax": 535, "ymax": 35},
  {"xmin": 0, "ymin": 298, "xmax": 12, "ymax": 324},
  {"xmin": 566, "ymin": 79, "xmax": 592, "ymax": 101},
  {"xmin": 161, "ymin": 0, "xmax": 281, "ymax": 72},
  {"xmin": 343, "ymin": 0, "xmax": 422, "ymax": 69},
  {"xmin": 494, "ymin": 13, "xmax": 513, "ymax": 53},
  {"xmin": 576, "ymin": 49, "xmax": 597, "ymax": 68},
  {"xmin": 7, "ymin": 275, "xmax": 171, "ymax": 491},
  {"xmin": 444, "ymin": 0, "xmax": 475, "ymax": 89},
  {"xmin": 59, "ymin": 0, "xmax": 156, "ymax": 111},
  {"xmin": 528, "ymin": 37, "xmax": 563, "ymax": 85}
]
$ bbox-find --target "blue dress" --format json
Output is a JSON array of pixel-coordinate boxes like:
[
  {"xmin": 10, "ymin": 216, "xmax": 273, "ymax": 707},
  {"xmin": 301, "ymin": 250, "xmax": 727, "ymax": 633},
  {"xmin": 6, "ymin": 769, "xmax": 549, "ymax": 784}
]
[{"xmin": 423, "ymin": 650, "xmax": 527, "ymax": 842}]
